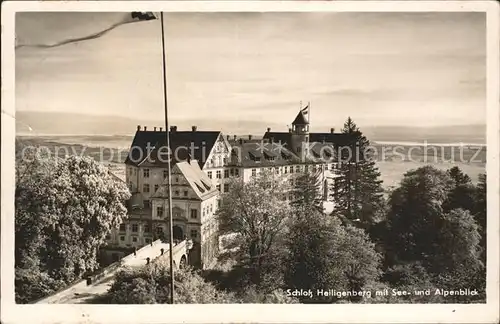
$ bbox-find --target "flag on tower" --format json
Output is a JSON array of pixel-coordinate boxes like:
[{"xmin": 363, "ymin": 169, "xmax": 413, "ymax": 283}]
[{"xmin": 301, "ymin": 103, "xmax": 309, "ymax": 115}]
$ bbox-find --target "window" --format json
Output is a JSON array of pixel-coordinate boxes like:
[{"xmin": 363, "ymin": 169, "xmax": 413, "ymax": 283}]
[
  {"xmin": 157, "ymin": 206, "xmax": 163, "ymax": 218},
  {"xmin": 297, "ymin": 147, "xmax": 301, "ymax": 153},
  {"xmin": 216, "ymin": 170, "xmax": 222, "ymax": 179},
  {"xmin": 234, "ymin": 169, "xmax": 239, "ymax": 176},
  {"xmin": 132, "ymin": 237, "xmax": 138, "ymax": 242},
  {"xmin": 154, "ymin": 184, "xmax": 159, "ymax": 192},
  {"xmin": 190, "ymin": 209, "xmax": 198, "ymax": 219},
  {"xmin": 175, "ymin": 190, "xmax": 179, "ymax": 196},
  {"xmin": 275, "ymin": 168, "xmax": 279, "ymax": 174},
  {"xmin": 217, "ymin": 199, "xmax": 221, "ymax": 207},
  {"xmin": 210, "ymin": 204, "xmax": 213, "ymax": 212},
  {"xmin": 143, "ymin": 169, "xmax": 150, "ymax": 178},
  {"xmin": 120, "ymin": 236, "xmax": 125, "ymax": 241},
  {"xmin": 144, "ymin": 224, "xmax": 150, "ymax": 233},
  {"xmin": 284, "ymin": 166, "xmax": 288, "ymax": 174},
  {"xmin": 183, "ymin": 190, "xmax": 188, "ymax": 197},
  {"xmin": 175, "ymin": 177, "xmax": 179, "ymax": 183},
  {"xmin": 143, "ymin": 184, "xmax": 150, "ymax": 193},
  {"xmin": 290, "ymin": 166, "xmax": 294, "ymax": 174},
  {"xmin": 208, "ymin": 171, "xmax": 213, "ymax": 179},
  {"xmin": 305, "ymin": 165, "xmax": 309, "ymax": 172},
  {"xmin": 144, "ymin": 200, "xmax": 150, "ymax": 208},
  {"xmin": 190, "ymin": 229, "xmax": 198, "ymax": 238},
  {"xmin": 216, "ymin": 184, "xmax": 221, "ymax": 191},
  {"xmin": 129, "ymin": 168, "xmax": 133, "ymax": 175},
  {"xmin": 296, "ymin": 166, "xmax": 300, "ymax": 173},
  {"xmin": 145, "ymin": 238, "xmax": 151, "ymax": 244},
  {"xmin": 224, "ymin": 169, "xmax": 229, "ymax": 178},
  {"xmin": 163, "ymin": 170, "xmax": 168, "ymax": 178},
  {"xmin": 156, "ymin": 226, "xmax": 163, "ymax": 234},
  {"xmin": 251, "ymin": 169, "xmax": 256, "ymax": 177},
  {"xmin": 224, "ymin": 184, "xmax": 229, "ymax": 192},
  {"xmin": 119, "ymin": 224, "xmax": 126, "ymax": 232},
  {"xmin": 132, "ymin": 224, "xmax": 138, "ymax": 232}
]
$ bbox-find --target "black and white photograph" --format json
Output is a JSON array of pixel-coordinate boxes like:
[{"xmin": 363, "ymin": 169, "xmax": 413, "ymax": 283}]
[{"xmin": 2, "ymin": 1, "xmax": 499, "ymax": 323}]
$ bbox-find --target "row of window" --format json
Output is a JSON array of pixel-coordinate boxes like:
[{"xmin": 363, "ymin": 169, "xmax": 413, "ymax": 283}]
[
  {"xmin": 154, "ymin": 207, "xmax": 199, "ymax": 219},
  {"xmin": 135, "ymin": 164, "xmax": 336, "ymax": 182},
  {"xmin": 207, "ymin": 168, "xmax": 240, "ymax": 179},
  {"xmin": 215, "ymin": 183, "xmax": 230, "ymax": 193},
  {"xmin": 117, "ymin": 225, "xmax": 199, "ymax": 239},
  {"xmin": 250, "ymin": 163, "xmax": 337, "ymax": 177}
]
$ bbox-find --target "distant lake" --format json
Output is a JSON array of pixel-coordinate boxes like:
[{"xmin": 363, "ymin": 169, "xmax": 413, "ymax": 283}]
[{"xmin": 373, "ymin": 141, "xmax": 487, "ymax": 147}]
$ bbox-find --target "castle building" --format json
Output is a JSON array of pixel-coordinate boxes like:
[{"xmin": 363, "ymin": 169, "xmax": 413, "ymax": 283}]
[{"xmin": 102, "ymin": 106, "xmax": 354, "ymax": 268}]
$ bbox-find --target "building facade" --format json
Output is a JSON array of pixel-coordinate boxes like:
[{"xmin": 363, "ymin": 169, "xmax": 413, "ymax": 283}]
[{"xmin": 102, "ymin": 107, "xmax": 352, "ymax": 267}]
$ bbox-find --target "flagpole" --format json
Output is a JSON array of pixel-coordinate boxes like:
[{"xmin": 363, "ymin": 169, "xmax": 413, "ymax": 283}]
[{"xmin": 160, "ymin": 11, "xmax": 175, "ymax": 305}]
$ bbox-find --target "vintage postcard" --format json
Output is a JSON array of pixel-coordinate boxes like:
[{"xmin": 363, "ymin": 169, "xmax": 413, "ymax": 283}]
[{"xmin": 1, "ymin": 1, "xmax": 499, "ymax": 323}]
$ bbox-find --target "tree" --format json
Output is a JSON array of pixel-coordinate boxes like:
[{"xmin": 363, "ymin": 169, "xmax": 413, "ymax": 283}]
[
  {"xmin": 290, "ymin": 169, "xmax": 323, "ymax": 213},
  {"xmin": 216, "ymin": 169, "xmax": 291, "ymax": 289},
  {"xmin": 442, "ymin": 166, "xmax": 476, "ymax": 213},
  {"xmin": 384, "ymin": 166, "xmax": 453, "ymax": 265},
  {"xmin": 430, "ymin": 208, "xmax": 484, "ymax": 301},
  {"xmin": 107, "ymin": 260, "xmax": 298, "ymax": 304},
  {"xmin": 284, "ymin": 211, "xmax": 381, "ymax": 303},
  {"xmin": 474, "ymin": 173, "xmax": 487, "ymax": 262},
  {"xmin": 383, "ymin": 166, "xmax": 485, "ymax": 302},
  {"xmin": 15, "ymin": 153, "xmax": 130, "ymax": 303},
  {"xmin": 331, "ymin": 117, "xmax": 385, "ymax": 227}
]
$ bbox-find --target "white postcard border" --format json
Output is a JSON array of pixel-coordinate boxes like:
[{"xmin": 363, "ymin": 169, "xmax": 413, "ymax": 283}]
[{"xmin": 1, "ymin": 1, "xmax": 499, "ymax": 323}]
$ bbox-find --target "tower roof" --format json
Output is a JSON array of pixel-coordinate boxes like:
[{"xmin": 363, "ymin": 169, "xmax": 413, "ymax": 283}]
[{"xmin": 292, "ymin": 110, "xmax": 309, "ymax": 125}]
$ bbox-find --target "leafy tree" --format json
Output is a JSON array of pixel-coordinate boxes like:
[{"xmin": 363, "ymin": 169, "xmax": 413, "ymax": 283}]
[
  {"xmin": 331, "ymin": 117, "xmax": 385, "ymax": 226},
  {"xmin": 442, "ymin": 166, "xmax": 476, "ymax": 213},
  {"xmin": 474, "ymin": 173, "xmax": 487, "ymax": 262},
  {"xmin": 290, "ymin": 170, "xmax": 323, "ymax": 213},
  {"xmin": 216, "ymin": 169, "xmax": 291, "ymax": 288},
  {"xmin": 15, "ymin": 153, "xmax": 130, "ymax": 303},
  {"xmin": 284, "ymin": 211, "xmax": 381, "ymax": 303},
  {"xmin": 383, "ymin": 166, "xmax": 485, "ymax": 302},
  {"xmin": 107, "ymin": 260, "xmax": 297, "ymax": 304},
  {"xmin": 384, "ymin": 166, "xmax": 453, "ymax": 265}
]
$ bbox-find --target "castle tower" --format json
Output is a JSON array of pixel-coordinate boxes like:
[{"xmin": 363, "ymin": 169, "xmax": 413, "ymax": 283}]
[{"xmin": 290, "ymin": 104, "xmax": 310, "ymax": 159}]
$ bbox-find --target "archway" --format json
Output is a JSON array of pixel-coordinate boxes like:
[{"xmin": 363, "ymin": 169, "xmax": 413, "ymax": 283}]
[
  {"xmin": 179, "ymin": 255, "xmax": 187, "ymax": 269},
  {"xmin": 173, "ymin": 225, "xmax": 184, "ymax": 241}
]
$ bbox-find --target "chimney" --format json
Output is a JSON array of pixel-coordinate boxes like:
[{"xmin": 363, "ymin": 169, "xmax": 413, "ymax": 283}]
[
  {"xmin": 227, "ymin": 135, "xmax": 230, "ymax": 141},
  {"xmin": 159, "ymin": 127, "xmax": 163, "ymax": 131},
  {"xmin": 248, "ymin": 135, "xmax": 253, "ymax": 140},
  {"xmin": 192, "ymin": 125, "xmax": 197, "ymax": 132},
  {"xmin": 154, "ymin": 127, "xmax": 157, "ymax": 131},
  {"xmin": 267, "ymin": 127, "xmax": 271, "ymax": 133},
  {"xmin": 233, "ymin": 135, "xmax": 237, "ymax": 141},
  {"xmin": 170, "ymin": 126, "xmax": 177, "ymax": 133},
  {"xmin": 137, "ymin": 125, "xmax": 141, "ymax": 131},
  {"xmin": 239, "ymin": 138, "xmax": 243, "ymax": 145},
  {"xmin": 144, "ymin": 126, "xmax": 147, "ymax": 131},
  {"xmin": 330, "ymin": 128, "xmax": 334, "ymax": 134}
]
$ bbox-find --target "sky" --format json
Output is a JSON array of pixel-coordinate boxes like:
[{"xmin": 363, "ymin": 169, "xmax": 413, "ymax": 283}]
[{"xmin": 15, "ymin": 12, "xmax": 486, "ymax": 130}]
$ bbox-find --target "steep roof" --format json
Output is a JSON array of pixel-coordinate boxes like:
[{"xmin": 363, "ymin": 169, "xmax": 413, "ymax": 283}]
[
  {"xmin": 292, "ymin": 111, "xmax": 309, "ymax": 125},
  {"xmin": 152, "ymin": 160, "xmax": 218, "ymax": 201},
  {"xmin": 125, "ymin": 130, "xmax": 221, "ymax": 169},
  {"xmin": 262, "ymin": 132, "xmax": 293, "ymax": 148},
  {"xmin": 309, "ymin": 133, "xmax": 355, "ymax": 147},
  {"xmin": 228, "ymin": 140, "xmax": 304, "ymax": 167}
]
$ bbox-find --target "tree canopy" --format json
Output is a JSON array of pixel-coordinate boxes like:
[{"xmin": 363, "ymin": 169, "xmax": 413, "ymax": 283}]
[{"xmin": 15, "ymin": 153, "xmax": 130, "ymax": 303}]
